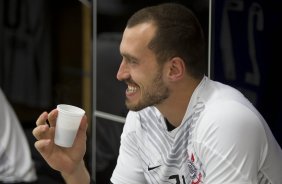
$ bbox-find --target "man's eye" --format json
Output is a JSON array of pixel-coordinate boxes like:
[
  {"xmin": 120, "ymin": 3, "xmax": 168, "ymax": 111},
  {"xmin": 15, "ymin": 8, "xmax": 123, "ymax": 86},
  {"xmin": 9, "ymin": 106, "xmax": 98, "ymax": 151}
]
[{"xmin": 128, "ymin": 60, "xmax": 138, "ymax": 64}]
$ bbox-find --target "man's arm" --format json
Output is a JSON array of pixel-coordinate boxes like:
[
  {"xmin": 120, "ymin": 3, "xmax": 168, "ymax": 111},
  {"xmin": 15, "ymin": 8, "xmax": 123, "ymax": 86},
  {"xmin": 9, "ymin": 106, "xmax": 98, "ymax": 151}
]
[{"xmin": 61, "ymin": 160, "xmax": 90, "ymax": 184}]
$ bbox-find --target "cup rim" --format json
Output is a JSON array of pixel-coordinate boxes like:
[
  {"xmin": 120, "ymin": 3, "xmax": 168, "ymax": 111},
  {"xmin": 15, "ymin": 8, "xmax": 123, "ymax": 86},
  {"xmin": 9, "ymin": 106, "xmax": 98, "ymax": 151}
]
[{"xmin": 57, "ymin": 104, "xmax": 85, "ymax": 116}]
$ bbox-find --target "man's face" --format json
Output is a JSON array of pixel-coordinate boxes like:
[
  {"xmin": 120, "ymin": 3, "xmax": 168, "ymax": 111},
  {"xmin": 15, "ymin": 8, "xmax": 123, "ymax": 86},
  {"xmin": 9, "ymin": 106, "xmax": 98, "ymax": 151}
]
[{"xmin": 116, "ymin": 22, "xmax": 169, "ymax": 111}]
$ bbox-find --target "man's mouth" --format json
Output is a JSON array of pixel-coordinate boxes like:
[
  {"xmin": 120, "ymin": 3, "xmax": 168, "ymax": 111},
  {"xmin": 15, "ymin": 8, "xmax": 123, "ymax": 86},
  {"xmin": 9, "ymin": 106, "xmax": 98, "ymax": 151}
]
[{"xmin": 126, "ymin": 85, "xmax": 138, "ymax": 95}]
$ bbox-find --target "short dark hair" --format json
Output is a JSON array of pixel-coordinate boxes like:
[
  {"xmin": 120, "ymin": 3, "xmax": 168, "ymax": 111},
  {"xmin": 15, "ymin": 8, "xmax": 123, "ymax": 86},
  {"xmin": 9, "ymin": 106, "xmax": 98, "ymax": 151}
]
[{"xmin": 126, "ymin": 3, "xmax": 206, "ymax": 79}]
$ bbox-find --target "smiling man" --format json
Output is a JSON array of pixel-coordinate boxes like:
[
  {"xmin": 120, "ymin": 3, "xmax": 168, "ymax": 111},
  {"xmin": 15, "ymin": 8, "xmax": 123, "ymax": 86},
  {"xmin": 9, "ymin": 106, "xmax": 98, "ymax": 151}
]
[
  {"xmin": 118, "ymin": 22, "xmax": 170, "ymax": 112},
  {"xmin": 32, "ymin": 3, "xmax": 282, "ymax": 184}
]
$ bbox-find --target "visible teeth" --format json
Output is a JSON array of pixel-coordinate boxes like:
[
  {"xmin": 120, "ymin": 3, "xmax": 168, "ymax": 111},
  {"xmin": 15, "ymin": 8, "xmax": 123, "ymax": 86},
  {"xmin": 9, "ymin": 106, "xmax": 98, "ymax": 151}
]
[{"xmin": 127, "ymin": 85, "xmax": 137, "ymax": 93}]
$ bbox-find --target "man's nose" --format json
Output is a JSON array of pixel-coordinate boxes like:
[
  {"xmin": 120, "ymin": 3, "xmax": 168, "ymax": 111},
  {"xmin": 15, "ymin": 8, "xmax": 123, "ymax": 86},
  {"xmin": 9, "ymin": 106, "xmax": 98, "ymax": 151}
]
[{"xmin": 116, "ymin": 61, "xmax": 129, "ymax": 81}]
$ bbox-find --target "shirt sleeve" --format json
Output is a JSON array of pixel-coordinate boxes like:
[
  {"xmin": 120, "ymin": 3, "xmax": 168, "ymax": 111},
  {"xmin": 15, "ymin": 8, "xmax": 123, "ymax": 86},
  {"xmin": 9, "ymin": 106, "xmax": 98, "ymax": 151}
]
[
  {"xmin": 110, "ymin": 111, "xmax": 146, "ymax": 184},
  {"xmin": 193, "ymin": 101, "xmax": 267, "ymax": 183},
  {"xmin": 0, "ymin": 89, "xmax": 37, "ymax": 182}
]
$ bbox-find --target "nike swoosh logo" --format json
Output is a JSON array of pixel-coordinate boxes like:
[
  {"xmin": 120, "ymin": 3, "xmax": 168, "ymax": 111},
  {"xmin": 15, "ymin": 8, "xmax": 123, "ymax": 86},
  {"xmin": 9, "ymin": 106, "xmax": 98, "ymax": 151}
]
[{"xmin": 148, "ymin": 165, "xmax": 161, "ymax": 171}]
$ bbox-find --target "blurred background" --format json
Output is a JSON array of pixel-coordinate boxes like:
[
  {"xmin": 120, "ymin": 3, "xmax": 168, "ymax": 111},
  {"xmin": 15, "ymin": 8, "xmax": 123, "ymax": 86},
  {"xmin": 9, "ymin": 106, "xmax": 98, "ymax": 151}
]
[{"xmin": 0, "ymin": 0, "xmax": 281, "ymax": 183}]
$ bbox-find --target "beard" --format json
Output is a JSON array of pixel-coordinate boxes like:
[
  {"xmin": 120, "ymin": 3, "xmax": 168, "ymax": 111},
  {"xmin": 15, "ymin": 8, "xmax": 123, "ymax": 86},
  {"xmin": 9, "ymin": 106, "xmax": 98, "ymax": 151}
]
[{"xmin": 125, "ymin": 70, "xmax": 170, "ymax": 111}]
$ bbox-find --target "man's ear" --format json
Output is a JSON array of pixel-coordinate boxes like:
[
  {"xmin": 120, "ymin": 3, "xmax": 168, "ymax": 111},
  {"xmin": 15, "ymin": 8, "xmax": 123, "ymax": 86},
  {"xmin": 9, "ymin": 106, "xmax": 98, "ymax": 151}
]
[{"xmin": 166, "ymin": 57, "xmax": 185, "ymax": 81}]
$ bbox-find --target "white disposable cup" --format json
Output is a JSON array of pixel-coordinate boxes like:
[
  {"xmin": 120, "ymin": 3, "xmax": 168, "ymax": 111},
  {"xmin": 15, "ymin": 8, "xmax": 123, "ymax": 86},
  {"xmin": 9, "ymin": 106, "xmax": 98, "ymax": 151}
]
[{"xmin": 54, "ymin": 104, "xmax": 85, "ymax": 147}]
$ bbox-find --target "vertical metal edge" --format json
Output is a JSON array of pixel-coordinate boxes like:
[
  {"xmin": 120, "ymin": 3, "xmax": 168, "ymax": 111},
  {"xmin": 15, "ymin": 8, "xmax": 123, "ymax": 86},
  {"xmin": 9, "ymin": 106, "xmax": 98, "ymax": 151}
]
[
  {"xmin": 208, "ymin": 0, "xmax": 212, "ymax": 79},
  {"xmin": 92, "ymin": 0, "xmax": 97, "ymax": 181},
  {"xmin": 208, "ymin": 0, "xmax": 215, "ymax": 80}
]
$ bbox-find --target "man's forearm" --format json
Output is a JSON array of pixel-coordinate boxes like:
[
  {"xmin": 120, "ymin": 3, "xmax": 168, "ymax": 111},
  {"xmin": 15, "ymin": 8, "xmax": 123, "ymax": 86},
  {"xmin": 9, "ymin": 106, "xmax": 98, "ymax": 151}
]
[{"xmin": 61, "ymin": 161, "xmax": 90, "ymax": 184}]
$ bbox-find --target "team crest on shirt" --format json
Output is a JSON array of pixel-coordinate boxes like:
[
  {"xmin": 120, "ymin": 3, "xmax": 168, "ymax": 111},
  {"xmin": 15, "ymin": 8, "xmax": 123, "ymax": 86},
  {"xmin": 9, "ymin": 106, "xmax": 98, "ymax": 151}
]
[{"xmin": 187, "ymin": 153, "xmax": 203, "ymax": 184}]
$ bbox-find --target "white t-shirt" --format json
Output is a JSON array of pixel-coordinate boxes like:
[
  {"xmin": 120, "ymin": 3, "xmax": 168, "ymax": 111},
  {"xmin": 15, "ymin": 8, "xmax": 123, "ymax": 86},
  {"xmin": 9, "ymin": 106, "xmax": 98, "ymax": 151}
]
[
  {"xmin": 0, "ymin": 89, "xmax": 37, "ymax": 183},
  {"xmin": 111, "ymin": 76, "xmax": 282, "ymax": 184}
]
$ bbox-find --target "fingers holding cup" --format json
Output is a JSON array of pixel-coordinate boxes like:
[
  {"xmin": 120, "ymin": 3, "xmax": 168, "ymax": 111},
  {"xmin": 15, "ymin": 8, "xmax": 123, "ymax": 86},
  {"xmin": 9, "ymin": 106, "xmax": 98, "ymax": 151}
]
[
  {"xmin": 36, "ymin": 112, "xmax": 49, "ymax": 126},
  {"xmin": 34, "ymin": 111, "xmax": 55, "ymax": 140},
  {"xmin": 47, "ymin": 109, "xmax": 58, "ymax": 127}
]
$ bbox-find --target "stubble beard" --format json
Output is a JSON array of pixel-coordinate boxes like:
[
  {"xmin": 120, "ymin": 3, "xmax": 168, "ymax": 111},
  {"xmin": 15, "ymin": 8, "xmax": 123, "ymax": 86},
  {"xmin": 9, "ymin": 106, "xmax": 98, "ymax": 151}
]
[{"xmin": 125, "ymin": 71, "xmax": 169, "ymax": 111}]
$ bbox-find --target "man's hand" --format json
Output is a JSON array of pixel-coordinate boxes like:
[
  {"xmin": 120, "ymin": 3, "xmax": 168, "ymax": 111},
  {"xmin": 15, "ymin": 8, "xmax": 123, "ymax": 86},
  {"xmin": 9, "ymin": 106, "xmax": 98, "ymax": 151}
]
[{"xmin": 32, "ymin": 109, "xmax": 90, "ymax": 184}]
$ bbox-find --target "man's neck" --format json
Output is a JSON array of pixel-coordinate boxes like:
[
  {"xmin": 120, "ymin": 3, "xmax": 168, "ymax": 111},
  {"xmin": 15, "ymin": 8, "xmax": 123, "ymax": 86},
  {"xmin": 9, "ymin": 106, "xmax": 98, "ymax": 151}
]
[
  {"xmin": 165, "ymin": 118, "xmax": 176, "ymax": 131},
  {"xmin": 156, "ymin": 77, "xmax": 201, "ymax": 127}
]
